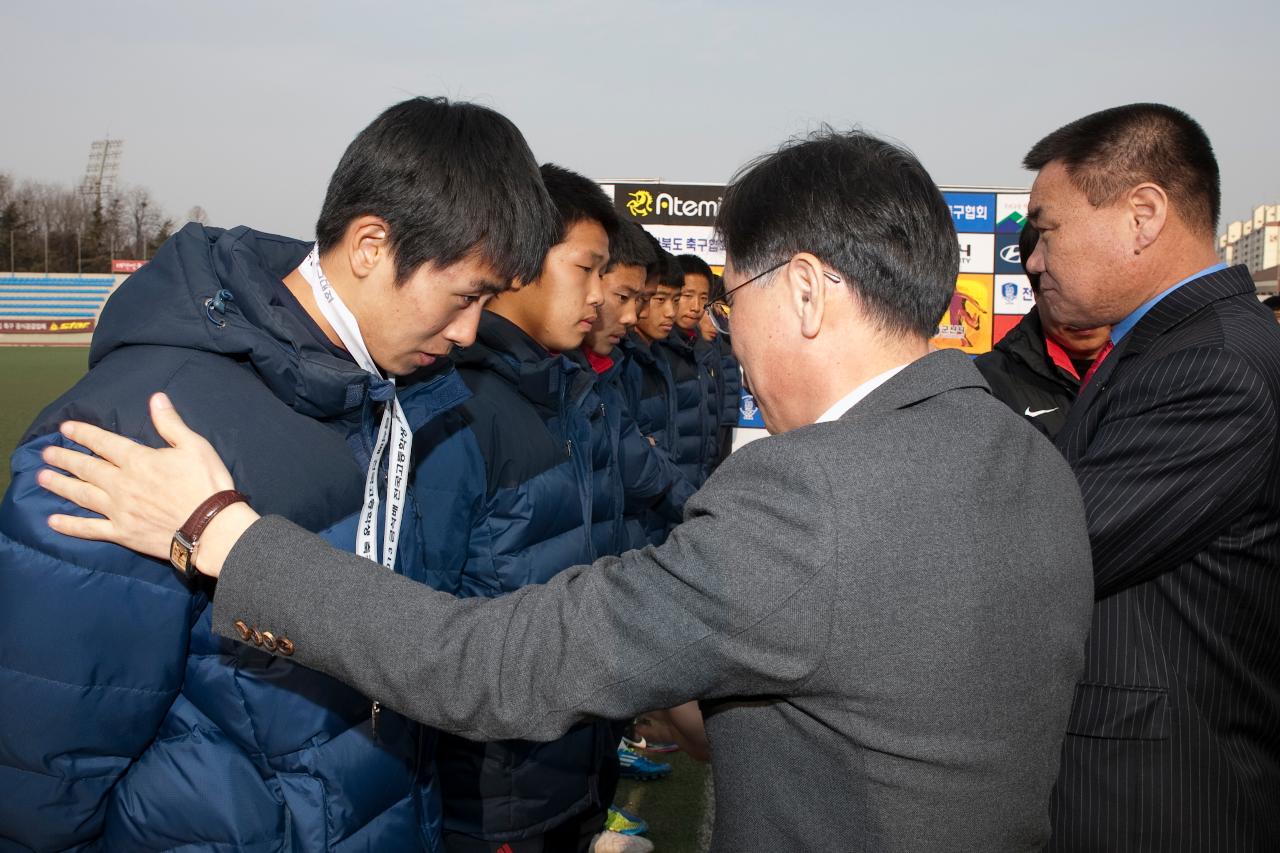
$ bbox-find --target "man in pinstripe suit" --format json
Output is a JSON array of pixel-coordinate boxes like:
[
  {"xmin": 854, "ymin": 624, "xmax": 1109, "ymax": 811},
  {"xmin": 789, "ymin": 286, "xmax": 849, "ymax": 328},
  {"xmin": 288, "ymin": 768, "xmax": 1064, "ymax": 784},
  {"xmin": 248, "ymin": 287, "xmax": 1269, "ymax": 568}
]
[{"xmin": 1025, "ymin": 103, "xmax": 1280, "ymax": 851}]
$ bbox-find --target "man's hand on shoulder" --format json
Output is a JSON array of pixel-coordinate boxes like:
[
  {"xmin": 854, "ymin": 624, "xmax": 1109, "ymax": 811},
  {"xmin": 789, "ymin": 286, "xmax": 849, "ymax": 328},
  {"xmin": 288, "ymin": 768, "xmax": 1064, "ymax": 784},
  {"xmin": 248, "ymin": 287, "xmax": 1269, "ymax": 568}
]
[{"xmin": 37, "ymin": 392, "xmax": 257, "ymax": 578}]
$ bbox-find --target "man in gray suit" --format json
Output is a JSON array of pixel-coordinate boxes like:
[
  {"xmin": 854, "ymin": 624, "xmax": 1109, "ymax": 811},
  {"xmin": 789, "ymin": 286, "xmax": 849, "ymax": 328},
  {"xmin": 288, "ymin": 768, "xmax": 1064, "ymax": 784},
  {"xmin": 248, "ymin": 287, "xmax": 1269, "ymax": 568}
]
[{"xmin": 40, "ymin": 131, "xmax": 1095, "ymax": 852}]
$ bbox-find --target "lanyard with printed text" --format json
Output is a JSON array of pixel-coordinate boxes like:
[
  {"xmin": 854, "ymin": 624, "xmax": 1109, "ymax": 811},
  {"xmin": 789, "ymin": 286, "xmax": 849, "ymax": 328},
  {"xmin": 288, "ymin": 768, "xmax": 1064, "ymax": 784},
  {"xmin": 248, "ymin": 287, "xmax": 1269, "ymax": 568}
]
[{"xmin": 297, "ymin": 245, "xmax": 411, "ymax": 573}]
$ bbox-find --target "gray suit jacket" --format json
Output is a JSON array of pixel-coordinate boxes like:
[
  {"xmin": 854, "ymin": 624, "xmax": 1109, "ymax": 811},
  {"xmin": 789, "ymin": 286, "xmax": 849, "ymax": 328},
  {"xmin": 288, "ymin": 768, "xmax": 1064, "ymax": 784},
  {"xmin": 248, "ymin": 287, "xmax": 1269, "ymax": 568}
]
[{"xmin": 213, "ymin": 349, "xmax": 1095, "ymax": 853}]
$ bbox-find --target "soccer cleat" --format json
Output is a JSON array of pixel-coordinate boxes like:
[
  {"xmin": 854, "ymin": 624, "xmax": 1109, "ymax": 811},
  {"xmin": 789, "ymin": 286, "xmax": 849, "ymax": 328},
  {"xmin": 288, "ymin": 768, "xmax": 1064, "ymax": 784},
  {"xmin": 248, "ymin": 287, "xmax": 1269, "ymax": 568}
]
[
  {"xmin": 617, "ymin": 745, "xmax": 671, "ymax": 780},
  {"xmin": 590, "ymin": 831, "xmax": 654, "ymax": 853},
  {"xmin": 620, "ymin": 733, "xmax": 647, "ymax": 751},
  {"xmin": 622, "ymin": 726, "xmax": 679, "ymax": 753},
  {"xmin": 605, "ymin": 805, "xmax": 648, "ymax": 836},
  {"xmin": 640, "ymin": 740, "xmax": 680, "ymax": 754}
]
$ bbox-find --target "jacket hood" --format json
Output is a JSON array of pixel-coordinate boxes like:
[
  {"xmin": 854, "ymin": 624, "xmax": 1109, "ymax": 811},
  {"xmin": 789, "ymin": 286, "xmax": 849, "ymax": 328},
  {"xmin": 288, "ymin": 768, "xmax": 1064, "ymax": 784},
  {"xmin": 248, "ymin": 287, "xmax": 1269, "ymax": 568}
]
[
  {"xmin": 600, "ymin": 346, "xmax": 628, "ymax": 385},
  {"xmin": 568, "ymin": 344, "xmax": 628, "ymax": 386},
  {"xmin": 91, "ymin": 224, "xmax": 390, "ymax": 419},
  {"xmin": 661, "ymin": 326, "xmax": 699, "ymax": 356},
  {"xmin": 453, "ymin": 311, "xmax": 594, "ymax": 412},
  {"xmin": 661, "ymin": 327, "xmax": 719, "ymax": 369},
  {"xmin": 621, "ymin": 332, "xmax": 660, "ymax": 367}
]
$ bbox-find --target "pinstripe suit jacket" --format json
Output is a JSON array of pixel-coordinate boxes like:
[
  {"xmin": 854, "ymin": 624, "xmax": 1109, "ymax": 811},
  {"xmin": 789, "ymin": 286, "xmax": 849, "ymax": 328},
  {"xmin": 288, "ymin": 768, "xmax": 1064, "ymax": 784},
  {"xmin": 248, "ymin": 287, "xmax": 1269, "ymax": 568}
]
[{"xmin": 1048, "ymin": 265, "xmax": 1280, "ymax": 852}]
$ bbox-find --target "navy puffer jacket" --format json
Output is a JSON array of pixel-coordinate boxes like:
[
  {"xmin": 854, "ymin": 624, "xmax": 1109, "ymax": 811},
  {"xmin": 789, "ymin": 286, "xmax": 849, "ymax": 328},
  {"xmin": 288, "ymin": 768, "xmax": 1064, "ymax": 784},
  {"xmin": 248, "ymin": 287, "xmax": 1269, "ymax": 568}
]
[
  {"xmin": 583, "ymin": 348, "xmax": 692, "ymax": 557},
  {"xmin": 410, "ymin": 312, "xmax": 620, "ymax": 841},
  {"xmin": 713, "ymin": 334, "xmax": 742, "ymax": 428},
  {"xmin": 619, "ymin": 333, "xmax": 687, "ymax": 547},
  {"xmin": 0, "ymin": 224, "xmax": 463, "ymax": 851},
  {"xmin": 619, "ymin": 333, "xmax": 677, "ymax": 455},
  {"xmin": 710, "ymin": 333, "xmax": 742, "ymax": 464},
  {"xmin": 657, "ymin": 328, "xmax": 721, "ymax": 487}
]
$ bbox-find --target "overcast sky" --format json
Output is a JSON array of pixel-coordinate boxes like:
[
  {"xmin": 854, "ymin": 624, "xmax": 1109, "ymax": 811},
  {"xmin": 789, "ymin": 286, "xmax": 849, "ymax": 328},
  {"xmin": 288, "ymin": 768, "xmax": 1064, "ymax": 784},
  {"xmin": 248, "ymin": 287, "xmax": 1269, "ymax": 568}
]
[{"xmin": 4, "ymin": 1, "xmax": 1276, "ymax": 239}]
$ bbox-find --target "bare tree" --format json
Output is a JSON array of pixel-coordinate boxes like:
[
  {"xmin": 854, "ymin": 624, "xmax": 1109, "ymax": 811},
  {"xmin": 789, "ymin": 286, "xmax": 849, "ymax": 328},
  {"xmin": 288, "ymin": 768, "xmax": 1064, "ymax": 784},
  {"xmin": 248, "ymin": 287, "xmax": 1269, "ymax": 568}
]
[
  {"xmin": 124, "ymin": 186, "xmax": 158, "ymax": 259},
  {"xmin": 0, "ymin": 174, "xmax": 174, "ymax": 272}
]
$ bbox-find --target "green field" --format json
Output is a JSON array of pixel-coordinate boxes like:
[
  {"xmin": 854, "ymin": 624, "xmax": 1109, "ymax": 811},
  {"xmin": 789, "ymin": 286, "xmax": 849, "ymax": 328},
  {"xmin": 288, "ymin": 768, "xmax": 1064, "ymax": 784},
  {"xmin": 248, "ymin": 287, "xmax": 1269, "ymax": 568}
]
[
  {"xmin": 1, "ymin": 347, "xmax": 91, "ymax": 493},
  {"xmin": 0, "ymin": 344, "xmax": 711, "ymax": 850},
  {"xmin": 616, "ymin": 751, "xmax": 712, "ymax": 851}
]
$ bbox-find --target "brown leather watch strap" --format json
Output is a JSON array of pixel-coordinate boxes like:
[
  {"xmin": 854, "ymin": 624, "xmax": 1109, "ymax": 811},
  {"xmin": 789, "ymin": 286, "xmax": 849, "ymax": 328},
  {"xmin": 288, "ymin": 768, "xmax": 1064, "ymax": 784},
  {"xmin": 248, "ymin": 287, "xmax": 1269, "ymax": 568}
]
[{"xmin": 178, "ymin": 489, "xmax": 250, "ymax": 547}]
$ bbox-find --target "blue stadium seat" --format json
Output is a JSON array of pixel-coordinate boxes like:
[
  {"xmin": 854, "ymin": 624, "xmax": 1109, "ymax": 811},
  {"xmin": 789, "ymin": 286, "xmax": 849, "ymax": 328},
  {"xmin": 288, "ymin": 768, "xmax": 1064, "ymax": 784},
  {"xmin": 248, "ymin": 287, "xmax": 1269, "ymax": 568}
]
[{"xmin": 0, "ymin": 276, "xmax": 118, "ymax": 322}]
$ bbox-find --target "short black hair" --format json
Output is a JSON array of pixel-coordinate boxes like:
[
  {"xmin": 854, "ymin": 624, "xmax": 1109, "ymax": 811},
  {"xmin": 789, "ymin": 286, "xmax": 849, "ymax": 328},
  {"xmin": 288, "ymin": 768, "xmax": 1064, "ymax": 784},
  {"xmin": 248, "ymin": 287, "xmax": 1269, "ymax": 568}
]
[
  {"xmin": 676, "ymin": 253, "xmax": 714, "ymax": 283},
  {"xmin": 539, "ymin": 163, "xmax": 620, "ymax": 245},
  {"xmin": 658, "ymin": 251, "xmax": 685, "ymax": 290},
  {"xmin": 1263, "ymin": 294, "xmax": 1280, "ymax": 310},
  {"xmin": 716, "ymin": 128, "xmax": 957, "ymax": 339},
  {"xmin": 642, "ymin": 231, "xmax": 666, "ymax": 281},
  {"xmin": 606, "ymin": 220, "xmax": 656, "ymax": 273},
  {"xmin": 1023, "ymin": 103, "xmax": 1220, "ymax": 236},
  {"xmin": 316, "ymin": 97, "xmax": 556, "ymax": 287},
  {"xmin": 1019, "ymin": 224, "xmax": 1041, "ymax": 292},
  {"xmin": 708, "ymin": 273, "xmax": 726, "ymax": 303}
]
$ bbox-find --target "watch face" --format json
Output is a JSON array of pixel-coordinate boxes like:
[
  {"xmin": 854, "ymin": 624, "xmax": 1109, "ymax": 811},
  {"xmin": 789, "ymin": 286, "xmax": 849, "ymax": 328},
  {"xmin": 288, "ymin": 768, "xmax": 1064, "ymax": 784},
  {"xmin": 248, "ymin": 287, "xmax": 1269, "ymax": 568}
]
[{"xmin": 170, "ymin": 539, "xmax": 191, "ymax": 573}]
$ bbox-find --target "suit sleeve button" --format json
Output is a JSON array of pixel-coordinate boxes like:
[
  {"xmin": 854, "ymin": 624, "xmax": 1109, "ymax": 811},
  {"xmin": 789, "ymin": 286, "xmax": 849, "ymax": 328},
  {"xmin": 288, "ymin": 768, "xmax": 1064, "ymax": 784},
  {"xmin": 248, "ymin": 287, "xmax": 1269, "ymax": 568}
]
[
  {"xmin": 277, "ymin": 637, "xmax": 295, "ymax": 656},
  {"xmin": 260, "ymin": 631, "xmax": 278, "ymax": 652},
  {"xmin": 233, "ymin": 620, "xmax": 251, "ymax": 641}
]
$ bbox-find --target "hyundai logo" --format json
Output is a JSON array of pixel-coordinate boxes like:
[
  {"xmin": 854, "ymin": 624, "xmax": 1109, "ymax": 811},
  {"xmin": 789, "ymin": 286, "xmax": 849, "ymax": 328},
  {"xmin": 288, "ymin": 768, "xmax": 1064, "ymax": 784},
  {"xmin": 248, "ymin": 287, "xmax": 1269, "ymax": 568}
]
[{"xmin": 999, "ymin": 245, "xmax": 1021, "ymax": 264}]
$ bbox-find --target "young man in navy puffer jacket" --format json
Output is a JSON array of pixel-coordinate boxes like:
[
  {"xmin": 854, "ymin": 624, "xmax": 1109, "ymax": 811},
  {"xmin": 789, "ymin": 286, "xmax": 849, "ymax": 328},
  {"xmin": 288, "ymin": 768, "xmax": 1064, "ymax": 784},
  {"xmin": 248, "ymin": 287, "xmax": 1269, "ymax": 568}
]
[
  {"xmin": 410, "ymin": 165, "xmax": 640, "ymax": 853},
  {"xmin": 658, "ymin": 255, "xmax": 722, "ymax": 489},
  {"xmin": 579, "ymin": 221, "xmax": 694, "ymax": 559},
  {"xmin": 0, "ymin": 98, "xmax": 556, "ymax": 852},
  {"xmin": 622, "ymin": 248, "xmax": 687, "ymax": 546}
]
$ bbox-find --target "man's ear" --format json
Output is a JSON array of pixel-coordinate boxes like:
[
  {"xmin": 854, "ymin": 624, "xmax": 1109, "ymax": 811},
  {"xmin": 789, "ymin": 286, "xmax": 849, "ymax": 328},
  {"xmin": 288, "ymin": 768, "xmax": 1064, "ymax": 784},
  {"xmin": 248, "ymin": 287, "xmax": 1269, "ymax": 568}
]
[
  {"xmin": 1127, "ymin": 183, "xmax": 1168, "ymax": 254},
  {"xmin": 787, "ymin": 253, "xmax": 828, "ymax": 339},
  {"xmin": 345, "ymin": 216, "xmax": 391, "ymax": 280}
]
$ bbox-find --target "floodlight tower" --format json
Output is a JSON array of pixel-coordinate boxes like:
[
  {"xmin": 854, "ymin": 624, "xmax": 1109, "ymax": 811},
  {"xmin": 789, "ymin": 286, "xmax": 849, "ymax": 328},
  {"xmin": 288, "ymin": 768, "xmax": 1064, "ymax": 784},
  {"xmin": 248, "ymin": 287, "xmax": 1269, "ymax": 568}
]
[{"xmin": 81, "ymin": 138, "xmax": 123, "ymax": 202}]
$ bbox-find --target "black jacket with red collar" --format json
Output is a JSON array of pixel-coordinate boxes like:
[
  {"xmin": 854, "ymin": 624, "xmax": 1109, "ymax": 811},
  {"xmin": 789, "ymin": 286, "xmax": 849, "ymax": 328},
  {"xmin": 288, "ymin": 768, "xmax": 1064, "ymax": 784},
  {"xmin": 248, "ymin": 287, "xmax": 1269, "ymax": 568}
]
[{"xmin": 974, "ymin": 306, "xmax": 1083, "ymax": 440}]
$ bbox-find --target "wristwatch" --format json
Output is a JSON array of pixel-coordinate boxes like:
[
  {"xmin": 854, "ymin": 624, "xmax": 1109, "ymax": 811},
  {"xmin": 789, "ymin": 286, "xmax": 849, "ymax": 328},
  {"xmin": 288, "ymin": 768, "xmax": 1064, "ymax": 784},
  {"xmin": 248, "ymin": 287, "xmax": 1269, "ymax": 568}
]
[{"xmin": 170, "ymin": 489, "xmax": 249, "ymax": 581}]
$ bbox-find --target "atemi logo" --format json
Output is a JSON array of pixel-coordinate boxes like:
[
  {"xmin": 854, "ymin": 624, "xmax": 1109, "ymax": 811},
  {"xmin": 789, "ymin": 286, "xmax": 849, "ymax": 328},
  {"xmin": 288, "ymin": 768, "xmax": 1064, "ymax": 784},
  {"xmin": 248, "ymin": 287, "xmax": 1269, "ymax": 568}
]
[
  {"xmin": 614, "ymin": 183, "xmax": 724, "ymax": 225},
  {"xmin": 626, "ymin": 189, "xmax": 654, "ymax": 218},
  {"xmin": 655, "ymin": 192, "xmax": 720, "ymax": 219},
  {"xmin": 999, "ymin": 244, "xmax": 1021, "ymax": 265}
]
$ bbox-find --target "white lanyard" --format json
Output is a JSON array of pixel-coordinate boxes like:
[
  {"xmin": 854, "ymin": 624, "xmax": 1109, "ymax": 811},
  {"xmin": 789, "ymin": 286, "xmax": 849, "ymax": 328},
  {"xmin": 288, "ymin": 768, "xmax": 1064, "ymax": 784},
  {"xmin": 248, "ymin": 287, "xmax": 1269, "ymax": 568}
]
[{"xmin": 297, "ymin": 246, "xmax": 411, "ymax": 572}]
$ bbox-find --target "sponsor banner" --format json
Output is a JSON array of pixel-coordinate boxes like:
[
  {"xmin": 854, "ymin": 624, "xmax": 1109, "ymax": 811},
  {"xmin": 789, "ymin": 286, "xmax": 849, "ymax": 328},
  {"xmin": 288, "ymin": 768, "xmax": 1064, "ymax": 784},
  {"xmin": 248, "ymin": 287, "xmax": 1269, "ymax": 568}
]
[
  {"xmin": 943, "ymin": 192, "xmax": 996, "ymax": 233},
  {"xmin": 738, "ymin": 387, "xmax": 765, "ymax": 428},
  {"xmin": 957, "ymin": 233, "xmax": 995, "ymax": 274},
  {"xmin": 994, "ymin": 232, "xmax": 1024, "ymax": 274},
  {"xmin": 112, "ymin": 259, "xmax": 146, "ymax": 274},
  {"xmin": 994, "ymin": 274, "xmax": 1034, "ymax": 315},
  {"xmin": 993, "ymin": 314, "xmax": 1022, "ymax": 346},
  {"xmin": 612, "ymin": 182, "xmax": 723, "ymax": 227},
  {"xmin": 0, "ymin": 318, "xmax": 97, "ymax": 334},
  {"xmin": 639, "ymin": 224, "xmax": 725, "ymax": 266},
  {"xmin": 996, "ymin": 193, "xmax": 1030, "ymax": 233},
  {"xmin": 931, "ymin": 274, "xmax": 993, "ymax": 354}
]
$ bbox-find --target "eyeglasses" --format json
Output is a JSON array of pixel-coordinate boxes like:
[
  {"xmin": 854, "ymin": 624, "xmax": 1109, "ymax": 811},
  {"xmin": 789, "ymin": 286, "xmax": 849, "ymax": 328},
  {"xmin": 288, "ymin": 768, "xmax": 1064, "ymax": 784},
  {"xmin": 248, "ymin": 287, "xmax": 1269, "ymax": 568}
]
[{"xmin": 706, "ymin": 260, "xmax": 842, "ymax": 335}]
